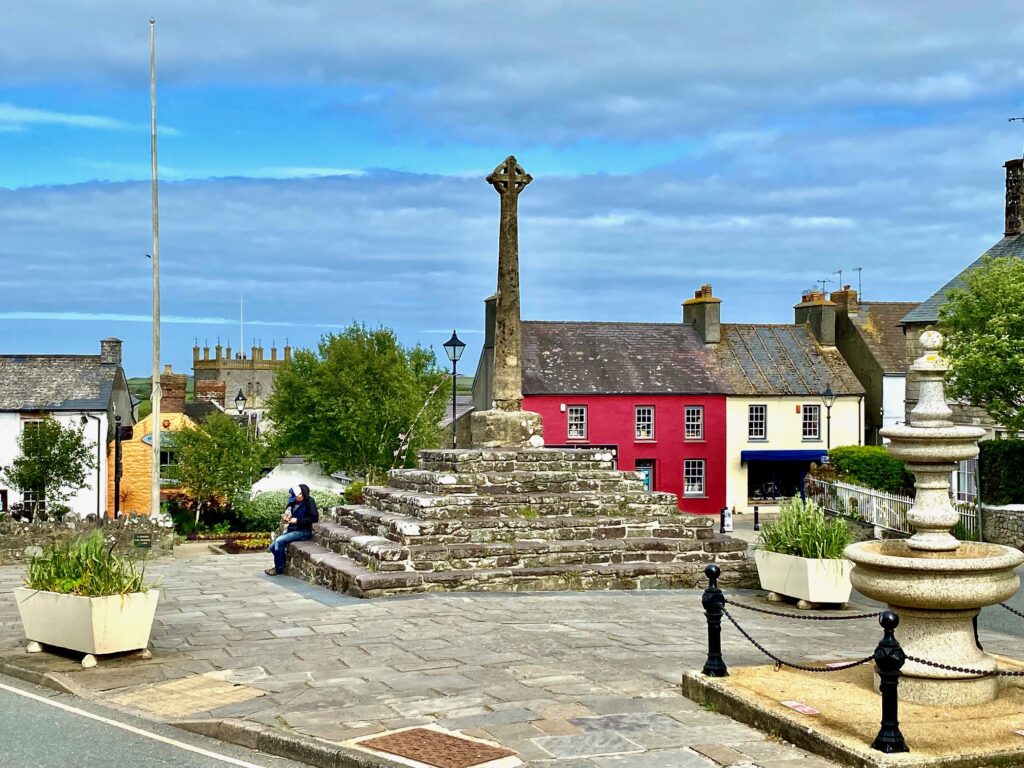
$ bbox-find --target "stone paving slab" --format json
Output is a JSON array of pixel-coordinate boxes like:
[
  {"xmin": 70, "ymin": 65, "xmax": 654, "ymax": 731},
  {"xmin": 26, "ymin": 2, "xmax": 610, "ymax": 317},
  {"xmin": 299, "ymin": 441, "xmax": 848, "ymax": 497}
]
[{"xmin": 2, "ymin": 557, "xmax": 1023, "ymax": 767}]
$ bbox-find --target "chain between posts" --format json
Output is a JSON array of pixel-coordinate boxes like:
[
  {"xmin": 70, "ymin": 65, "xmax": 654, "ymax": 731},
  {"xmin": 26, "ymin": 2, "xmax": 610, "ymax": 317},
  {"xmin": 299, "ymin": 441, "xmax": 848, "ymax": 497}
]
[
  {"xmin": 1000, "ymin": 602, "xmax": 1024, "ymax": 621},
  {"xmin": 725, "ymin": 598, "xmax": 881, "ymax": 622},
  {"xmin": 904, "ymin": 655, "xmax": 1024, "ymax": 678},
  {"xmin": 722, "ymin": 607, "xmax": 875, "ymax": 673}
]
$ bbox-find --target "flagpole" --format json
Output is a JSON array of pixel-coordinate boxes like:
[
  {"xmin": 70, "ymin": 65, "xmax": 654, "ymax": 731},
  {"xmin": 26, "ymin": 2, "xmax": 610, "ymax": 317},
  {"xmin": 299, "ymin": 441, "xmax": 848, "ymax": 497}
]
[{"xmin": 149, "ymin": 17, "xmax": 162, "ymax": 519}]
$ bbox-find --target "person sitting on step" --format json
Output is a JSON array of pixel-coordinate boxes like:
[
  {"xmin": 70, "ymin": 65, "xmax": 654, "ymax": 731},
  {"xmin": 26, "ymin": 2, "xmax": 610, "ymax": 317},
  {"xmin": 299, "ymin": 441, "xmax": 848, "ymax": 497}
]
[{"xmin": 265, "ymin": 484, "xmax": 318, "ymax": 576}]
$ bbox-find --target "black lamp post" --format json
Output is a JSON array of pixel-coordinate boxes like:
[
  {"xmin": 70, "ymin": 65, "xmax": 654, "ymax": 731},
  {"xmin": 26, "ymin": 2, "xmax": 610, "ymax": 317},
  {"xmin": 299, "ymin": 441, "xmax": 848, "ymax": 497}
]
[
  {"xmin": 821, "ymin": 384, "xmax": 836, "ymax": 452},
  {"xmin": 234, "ymin": 389, "xmax": 247, "ymax": 415},
  {"xmin": 443, "ymin": 330, "xmax": 465, "ymax": 449}
]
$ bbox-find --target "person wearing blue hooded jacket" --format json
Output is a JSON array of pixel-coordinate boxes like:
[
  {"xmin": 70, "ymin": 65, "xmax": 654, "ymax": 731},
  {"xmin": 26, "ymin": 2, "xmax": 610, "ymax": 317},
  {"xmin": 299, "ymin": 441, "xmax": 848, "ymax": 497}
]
[{"xmin": 266, "ymin": 483, "xmax": 318, "ymax": 576}]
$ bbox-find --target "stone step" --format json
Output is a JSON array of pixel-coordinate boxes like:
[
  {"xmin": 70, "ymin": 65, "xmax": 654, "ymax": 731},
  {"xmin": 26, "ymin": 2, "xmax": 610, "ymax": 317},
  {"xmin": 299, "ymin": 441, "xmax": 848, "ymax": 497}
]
[
  {"xmin": 331, "ymin": 505, "xmax": 715, "ymax": 545},
  {"xmin": 416, "ymin": 448, "xmax": 617, "ymax": 474},
  {"xmin": 285, "ymin": 539, "xmax": 756, "ymax": 599},
  {"xmin": 388, "ymin": 467, "xmax": 647, "ymax": 496},
  {"xmin": 361, "ymin": 486, "xmax": 679, "ymax": 520}
]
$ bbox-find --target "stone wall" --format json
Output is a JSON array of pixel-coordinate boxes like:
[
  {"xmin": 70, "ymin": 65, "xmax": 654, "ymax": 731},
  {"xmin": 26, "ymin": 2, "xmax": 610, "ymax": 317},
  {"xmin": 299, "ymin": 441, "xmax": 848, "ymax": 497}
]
[
  {"xmin": 981, "ymin": 504, "xmax": 1024, "ymax": 551},
  {"xmin": 0, "ymin": 514, "xmax": 175, "ymax": 565}
]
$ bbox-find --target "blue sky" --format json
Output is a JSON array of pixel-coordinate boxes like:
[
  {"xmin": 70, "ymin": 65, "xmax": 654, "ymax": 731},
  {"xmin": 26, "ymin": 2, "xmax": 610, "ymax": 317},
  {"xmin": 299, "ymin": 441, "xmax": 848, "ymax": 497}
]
[{"xmin": 2, "ymin": 2, "xmax": 1024, "ymax": 376}]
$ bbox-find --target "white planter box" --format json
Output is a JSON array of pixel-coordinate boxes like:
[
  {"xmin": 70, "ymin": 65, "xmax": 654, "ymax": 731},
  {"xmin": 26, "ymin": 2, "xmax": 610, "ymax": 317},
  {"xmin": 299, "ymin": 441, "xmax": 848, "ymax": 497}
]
[
  {"xmin": 14, "ymin": 588, "xmax": 159, "ymax": 655},
  {"xmin": 754, "ymin": 550, "xmax": 853, "ymax": 604}
]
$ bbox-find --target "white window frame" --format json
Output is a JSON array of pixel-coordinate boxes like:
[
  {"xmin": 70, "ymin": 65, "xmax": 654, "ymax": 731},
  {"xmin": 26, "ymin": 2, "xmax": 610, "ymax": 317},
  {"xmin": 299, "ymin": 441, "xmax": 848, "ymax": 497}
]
[
  {"xmin": 684, "ymin": 406, "xmax": 704, "ymax": 441},
  {"xmin": 748, "ymin": 404, "xmax": 767, "ymax": 440},
  {"xmin": 802, "ymin": 404, "xmax": 821, "ymax": 440},
  {"xmin": 635, "ymin": 406, "xmax": 655, "ymax": 440},
  {"xmin": 567, "ymin": 405, "xmax": 588, "ymax": 440},
  {"xmin": 683, "ymin": 459, "xmax": 706, "ymax": 497}
]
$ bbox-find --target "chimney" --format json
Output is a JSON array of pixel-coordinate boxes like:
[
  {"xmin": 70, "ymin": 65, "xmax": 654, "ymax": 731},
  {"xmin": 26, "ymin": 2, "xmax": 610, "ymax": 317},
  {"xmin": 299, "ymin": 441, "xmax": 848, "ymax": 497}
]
[
  {"xmin": 251, "ymin": 344, "xmax": 259, "ymax": 361},
  {"xmin": 160, "ymin": 366, "xmax": 188, "ymax": 414},
  {"xmin": 794, "ymin": 289, "xmax": 836, "ymax": 347},
  {"xmin": 203, "ymin": 343, "xmax": 210, "ymax": 361},
  {"xmin": 1005, "ymin": 158, "xmax": 1024, "ymax": 236},
  {"xmin": 682, "ymin": 284, "xmax": 721, "ymax": 344},
  {"xmin": 284, "ymin": 343, "xmax": 292, "ymax": 362},
  {"xmin": 271, "ymin": 345, "xmax": 278, "ymax": 362},
  {"xmin": 193, "ymin": 341, "xmax": 200, "ymax": 363},
  {"xmin": 830, "ymin": 285, "xmax": 859, "ymax": 315},
  {"xmin": 100, "ymin": 337, "xmax": 122, "ymax": 366},
  {"xmin": 195, "ymin": 380, "xmax": 226, "ymax": 408},
  {"xmin": 215, "ymin": 341, "xmax": 222, "ymax": 361}
]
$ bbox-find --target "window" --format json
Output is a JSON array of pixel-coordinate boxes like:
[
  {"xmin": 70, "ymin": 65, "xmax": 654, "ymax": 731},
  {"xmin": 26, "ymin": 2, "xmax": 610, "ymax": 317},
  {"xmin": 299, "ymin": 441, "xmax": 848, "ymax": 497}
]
[
  {"xmin": 22, "ymin": 487, "xmax": 45, "ymax": 515},
  {"xmin": 567, "ymin": 405, "xmax": 588, "ymax": 440},
  {"xmin": 802, "ymin": 404, "xmax": 821, "ymax": 440},
  {"xmin": 956, "ymin": 458, "xmax": 978, "ymax": 503},
  {"xmin": 635, "ymin": 459, "xmax": 655, "ymax": 492},
  {"xmin": 748, "ymin": 404, "xmax": 767, "ymax": 440},
  {"xmin": 683, "ymin": 459, "xmax": 706, "ymax": 497},
  {"xmin": 159, "ymin": 449, "xmax": 178, "ymax": 487},
  {"xmin": 684, "ymin": 406, "xmax": 704, "ymax": 440},
  {"xmin": 635, "ymin": 406, "xmax": 654, "ymax": 440}
]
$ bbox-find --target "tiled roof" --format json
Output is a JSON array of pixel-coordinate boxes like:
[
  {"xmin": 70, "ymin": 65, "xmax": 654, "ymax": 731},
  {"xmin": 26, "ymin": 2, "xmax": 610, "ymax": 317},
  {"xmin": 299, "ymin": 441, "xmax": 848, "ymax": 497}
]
[
  {"xmin": 902, "ymin": 234, "xmax": 1024, "ymax": 324},
  {"xmin": 716, "ymin": 325, "xmax": 864, "ymax": 396},
  {"xmin": 0, "ymin": 355, "xmax": 117, "ymax": 412},
  {"xmin": 849, "ymin": 302, "xmax": 918, "ymax": 373},
  {"xmin": 522, "ymin": 322, "xmax": 727, "ymax": 395}
]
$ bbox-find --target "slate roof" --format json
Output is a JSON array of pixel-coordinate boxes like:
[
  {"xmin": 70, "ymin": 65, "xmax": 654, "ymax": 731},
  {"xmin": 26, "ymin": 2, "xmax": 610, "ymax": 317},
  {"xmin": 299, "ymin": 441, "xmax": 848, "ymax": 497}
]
[
  {"xmin": 715, "ymin": 325, "xmax": 864, "ymax": 397},
  {"xmin": 183, "ymin": 400, "xmax": 219, "ymax": 424},
  {"xmin": 849, "ymin": 302, "xmax": 918, "ymax": 374},
  {"xmin": 522, "ymin": 322, "xmax": 727, "ymax": 395},
  {"xmin": 901, "ymin": 234, "xmax": 1024, "ymax": 324},
  {"xmin": 440, "ymin": 393, "xmax": 474, "ymax": 427},
  {"xmin": 0, "ymin": 355, "xmax": 118, "ymax": 412}
]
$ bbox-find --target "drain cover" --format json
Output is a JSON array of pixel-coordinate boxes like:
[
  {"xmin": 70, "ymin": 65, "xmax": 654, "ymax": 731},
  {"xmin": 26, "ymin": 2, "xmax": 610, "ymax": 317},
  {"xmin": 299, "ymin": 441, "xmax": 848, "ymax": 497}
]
[{"xmin": 360, "ymin": 727, "xmax": 516, "ymax": 768}]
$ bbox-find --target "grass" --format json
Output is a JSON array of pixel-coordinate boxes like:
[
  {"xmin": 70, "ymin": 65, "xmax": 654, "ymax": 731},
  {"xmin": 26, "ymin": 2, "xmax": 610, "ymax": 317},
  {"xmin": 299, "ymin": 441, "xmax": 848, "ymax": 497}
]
[{"xmin": 756, "ymin": 497, "xmax": 851, "ymax": 559}]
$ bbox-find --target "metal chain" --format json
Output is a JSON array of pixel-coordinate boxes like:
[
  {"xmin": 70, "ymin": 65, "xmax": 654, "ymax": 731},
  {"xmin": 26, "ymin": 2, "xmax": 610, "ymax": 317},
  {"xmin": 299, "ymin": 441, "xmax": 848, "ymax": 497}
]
[
  {"xmin": 725, "ymin": 598, "xmax": 881, "ymax": 622},
  {"xmin": 1000, "ymin": 602, "xmax": 1024, "ymax": 621},
  {"xmin": 904, "ymin": 654, "xmax": 1024, "ymax": 678},
  {"xmin": 722, "ymin": 608, "xmax": 875, "ymax": 673}
]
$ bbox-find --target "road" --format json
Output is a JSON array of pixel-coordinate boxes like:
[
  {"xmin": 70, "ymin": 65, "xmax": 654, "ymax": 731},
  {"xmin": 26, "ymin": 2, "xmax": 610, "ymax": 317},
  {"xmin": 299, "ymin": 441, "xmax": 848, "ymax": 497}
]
[{"xmin": 0, "ymin": 673, "xmax": 305, "ymax": 768}]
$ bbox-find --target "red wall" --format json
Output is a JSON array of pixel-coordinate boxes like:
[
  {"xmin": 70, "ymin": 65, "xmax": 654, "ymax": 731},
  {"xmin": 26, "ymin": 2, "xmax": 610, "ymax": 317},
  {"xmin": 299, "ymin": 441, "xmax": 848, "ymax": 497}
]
[{"xmin": 523, "ymin": 394, "xmax": 727, "ymax": 514}]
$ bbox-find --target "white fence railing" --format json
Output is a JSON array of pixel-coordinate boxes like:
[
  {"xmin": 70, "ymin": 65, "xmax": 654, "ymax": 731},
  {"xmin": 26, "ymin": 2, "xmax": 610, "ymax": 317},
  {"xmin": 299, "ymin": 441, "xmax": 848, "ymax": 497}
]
[{"xmin": 805, "ymin": 477, "xmax": 982, "ymax": 541}]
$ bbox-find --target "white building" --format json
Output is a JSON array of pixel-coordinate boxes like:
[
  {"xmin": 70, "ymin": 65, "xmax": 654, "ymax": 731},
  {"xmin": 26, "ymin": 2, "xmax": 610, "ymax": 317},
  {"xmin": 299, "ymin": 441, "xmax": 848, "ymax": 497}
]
[{"xmin": 0, "ymin": 338, "xmax": 134, "ymax": 518}]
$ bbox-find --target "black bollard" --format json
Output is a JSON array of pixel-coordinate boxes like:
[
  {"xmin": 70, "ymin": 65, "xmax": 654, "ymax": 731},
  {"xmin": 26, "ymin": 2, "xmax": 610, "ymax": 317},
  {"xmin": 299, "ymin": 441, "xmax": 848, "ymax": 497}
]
[
  {"xmin": 871, "ymin": 611, "xmax": 909, "ymax": 754},
  {"xmin": 719, "ymin": 507, "xmax": 727, "ymax": 534},
  {"xmin": 701, "ymin": 563, "xmax": 729, "ymax": 677},
  {"xmin": 753, "ymin": 505, "xmax": 760, "ymax": 532}
]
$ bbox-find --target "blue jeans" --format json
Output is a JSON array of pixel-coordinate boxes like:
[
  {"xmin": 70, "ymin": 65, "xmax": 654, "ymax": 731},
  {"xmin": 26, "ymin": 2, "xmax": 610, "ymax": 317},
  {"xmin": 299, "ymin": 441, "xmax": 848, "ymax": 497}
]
[{"xmin": 269, "ymin": 530, "xmax": 311, "ymax": 573}]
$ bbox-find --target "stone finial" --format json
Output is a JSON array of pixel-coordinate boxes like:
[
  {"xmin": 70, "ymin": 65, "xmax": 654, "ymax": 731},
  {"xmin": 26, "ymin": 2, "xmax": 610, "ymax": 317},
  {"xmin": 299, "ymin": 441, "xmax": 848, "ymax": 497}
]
[{"xmin": 909, "ymin": 330, "xmax": 953, "ymax": 427}]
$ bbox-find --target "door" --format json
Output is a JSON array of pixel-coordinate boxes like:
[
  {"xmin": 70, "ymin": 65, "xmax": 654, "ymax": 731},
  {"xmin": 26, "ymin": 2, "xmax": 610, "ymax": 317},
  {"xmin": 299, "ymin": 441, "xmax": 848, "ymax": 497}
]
[{"xmin": 634, "ymin": 459, "xmax": 655, "ymax": 492}]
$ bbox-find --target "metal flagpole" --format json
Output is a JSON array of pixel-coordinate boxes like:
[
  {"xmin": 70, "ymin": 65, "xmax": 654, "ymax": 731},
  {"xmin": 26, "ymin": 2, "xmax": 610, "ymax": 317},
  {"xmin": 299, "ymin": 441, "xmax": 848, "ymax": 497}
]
[{"xmin": 149, "ymin": 18, "xmax": 162, "ymax": 519}]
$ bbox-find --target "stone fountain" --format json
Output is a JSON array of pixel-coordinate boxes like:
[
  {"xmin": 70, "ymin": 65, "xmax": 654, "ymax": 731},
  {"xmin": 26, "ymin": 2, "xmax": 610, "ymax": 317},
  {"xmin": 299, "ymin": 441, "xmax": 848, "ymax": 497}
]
[{"xmin": 845, "ymin": 331, "xmax": 1024, "ymax": 707}]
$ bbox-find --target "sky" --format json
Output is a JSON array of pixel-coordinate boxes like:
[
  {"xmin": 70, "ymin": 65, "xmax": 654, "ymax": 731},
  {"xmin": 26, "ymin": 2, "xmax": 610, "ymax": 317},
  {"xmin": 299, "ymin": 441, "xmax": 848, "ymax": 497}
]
[{"xmin": 2, "ymin": 2, "xmax": 1024, "ymax": 377}]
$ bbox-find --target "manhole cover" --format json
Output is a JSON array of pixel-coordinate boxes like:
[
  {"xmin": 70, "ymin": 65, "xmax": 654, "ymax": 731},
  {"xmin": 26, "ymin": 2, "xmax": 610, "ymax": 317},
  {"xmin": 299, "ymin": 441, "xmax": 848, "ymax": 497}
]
[{"xmin": 360, "ymin": 727, "xmax": 516, "ymax": 768}]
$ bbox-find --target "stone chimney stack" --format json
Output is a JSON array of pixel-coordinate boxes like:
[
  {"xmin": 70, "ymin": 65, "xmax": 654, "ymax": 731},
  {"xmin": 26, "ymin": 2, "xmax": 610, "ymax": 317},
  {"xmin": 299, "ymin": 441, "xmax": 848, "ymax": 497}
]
[
  {"xmin": 100, "ymin": 337, "xmax": 122, "ymax": 366},
  {"xmin": 1005, "ymin": 158, "xmax": 1023, "ymax": 236},
  {"xmin": 830, "ymin": 285, "xmax": 859, "ymax": 315},
  {"xmin": 160, "ymin": 365, "xmax": 188, "ymax": 414},
  {"xmin": 794, "ymin": 289, "xmax": 837, "ymax": 347},
  {"xmin": 195, "ymin": 380, "xmax": 226, "ymax": 408},
  {"xmin": 682, "ymin": 284, "xmax": 721, "ymax": 344}
]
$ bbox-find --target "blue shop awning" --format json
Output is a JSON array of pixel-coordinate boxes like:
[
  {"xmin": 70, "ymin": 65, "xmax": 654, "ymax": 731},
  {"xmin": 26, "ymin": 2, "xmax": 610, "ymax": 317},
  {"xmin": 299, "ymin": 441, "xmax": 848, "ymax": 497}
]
[{"xmin": 740, "ymin": 449, "xmax": 827, "ymax": 464}]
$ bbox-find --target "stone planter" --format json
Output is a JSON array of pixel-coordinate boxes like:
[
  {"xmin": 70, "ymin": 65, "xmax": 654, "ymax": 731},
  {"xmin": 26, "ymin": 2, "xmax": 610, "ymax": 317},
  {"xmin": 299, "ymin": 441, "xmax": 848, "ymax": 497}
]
[
  {"xmin": 754, "ymin": 550, "xmax": 853, "ymax": 604},
  {"xmin": 14, "ymin": 587, "xmax": 159, "ymax": 657}
]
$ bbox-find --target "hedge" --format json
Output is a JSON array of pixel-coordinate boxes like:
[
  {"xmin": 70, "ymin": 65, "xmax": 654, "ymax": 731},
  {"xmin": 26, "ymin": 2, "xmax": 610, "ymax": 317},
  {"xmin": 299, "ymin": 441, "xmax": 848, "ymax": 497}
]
[
  {"xmin": 827, "ymin": 446, "xmax": 915, "ymax": 495},
  {"xmin": 979, "ymin": 439, "xmax": 1024, "ymax": 506}
]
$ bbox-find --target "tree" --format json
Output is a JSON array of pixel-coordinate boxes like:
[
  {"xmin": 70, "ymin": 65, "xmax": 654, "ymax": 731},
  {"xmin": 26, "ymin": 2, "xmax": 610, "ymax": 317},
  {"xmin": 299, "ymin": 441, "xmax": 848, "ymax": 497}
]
[
  {"xmin": 267, "ymin": 324, "xmax": 447, "ymax": 481},
  {"xmin": 165, "ymin": 411, "xmax": 273, "ymax": 525},
  {"xmin": 1, "ymin": 416, "xmax": 97, "ymax": 518},
  {"xmin": 940, "ymin": 255, "xmax": 1024, "ymax": 437}
]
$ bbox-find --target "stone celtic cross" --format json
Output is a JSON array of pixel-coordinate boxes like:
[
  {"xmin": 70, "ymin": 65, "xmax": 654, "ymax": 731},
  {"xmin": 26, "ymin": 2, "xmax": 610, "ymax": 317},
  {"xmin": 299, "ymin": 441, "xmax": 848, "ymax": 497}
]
[{"xmin": 486, "ymin": 155, "xmax": 532, "ymax": 412}]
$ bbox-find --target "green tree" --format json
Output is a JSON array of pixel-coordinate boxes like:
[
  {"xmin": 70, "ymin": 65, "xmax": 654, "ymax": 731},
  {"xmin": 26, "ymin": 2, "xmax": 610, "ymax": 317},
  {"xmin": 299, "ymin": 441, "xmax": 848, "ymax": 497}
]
[
  {"xmin": 940, "ymin": 256, "xmax": 1024, "ymax": 437},
  {"xmin": 267, "ymin": 324, "xmax": 447, "ymax": 481},
  {"xmin": 166, "ymin": 411, "xmax": 273, "ymax": 525},
  {"xmin": 1, "ymin": 416, "xmax": 97, "ymax": 518}
]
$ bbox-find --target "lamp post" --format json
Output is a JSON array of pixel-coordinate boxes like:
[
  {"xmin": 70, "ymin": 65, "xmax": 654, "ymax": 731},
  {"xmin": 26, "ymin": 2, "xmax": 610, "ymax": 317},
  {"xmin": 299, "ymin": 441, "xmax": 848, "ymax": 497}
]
[
  {"xmin": 443, "ymin": 330, "xmax": 465, "ymax": 449},
  {"xmin": 234, "ymin": 389, "xmax": 247, "ymax": 415},
  {"xmin": 821, "ymin": 384, "xmax": 836, "ymax": 453}
]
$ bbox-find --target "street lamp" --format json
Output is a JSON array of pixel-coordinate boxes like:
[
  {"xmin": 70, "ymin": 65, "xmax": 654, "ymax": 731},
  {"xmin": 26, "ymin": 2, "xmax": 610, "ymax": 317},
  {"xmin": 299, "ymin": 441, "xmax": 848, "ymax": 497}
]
[
  {"xmin": 234, "ymin": 389, "xmax": 247, "ymax": 415},
  {"xmin": 820, "ymin": 384, "xmax": 836, "ymax": 452},
  {"xmin": 443, "ymin": 330, "xmax": 465, "ymax": 449}
]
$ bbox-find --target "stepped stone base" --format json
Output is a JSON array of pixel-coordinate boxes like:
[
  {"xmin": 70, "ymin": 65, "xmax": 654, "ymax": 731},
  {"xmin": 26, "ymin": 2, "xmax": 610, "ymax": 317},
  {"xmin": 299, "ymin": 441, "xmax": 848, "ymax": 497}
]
[{"xmin": 285, "ymin": 447, "xmax": 755, "ymax": 597}]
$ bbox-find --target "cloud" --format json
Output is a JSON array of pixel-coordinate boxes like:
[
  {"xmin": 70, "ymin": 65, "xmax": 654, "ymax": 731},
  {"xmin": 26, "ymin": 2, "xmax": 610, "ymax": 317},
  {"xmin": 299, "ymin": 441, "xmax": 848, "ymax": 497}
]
[
  {"xmin": 0, "ymin": 311, "xmax": 345, "ymax": 328},
  {"xmin": 0, "ymin": 102, "xmax": 181, "ymax": 135},
  {"xmin": 253, "ymin": 167, "xmax": 367, "ymax": 179}
]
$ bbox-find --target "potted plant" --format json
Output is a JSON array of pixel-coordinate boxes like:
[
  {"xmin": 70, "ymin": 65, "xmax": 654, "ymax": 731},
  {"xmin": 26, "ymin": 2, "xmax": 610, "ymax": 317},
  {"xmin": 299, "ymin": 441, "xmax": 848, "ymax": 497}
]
[
  {"xmin": 754, "ymin": 497, "xmax": 853, "ymax": 607},
  {"xmin": 15, "ymin": 531, "xmax": 159, "ymax": 668}
]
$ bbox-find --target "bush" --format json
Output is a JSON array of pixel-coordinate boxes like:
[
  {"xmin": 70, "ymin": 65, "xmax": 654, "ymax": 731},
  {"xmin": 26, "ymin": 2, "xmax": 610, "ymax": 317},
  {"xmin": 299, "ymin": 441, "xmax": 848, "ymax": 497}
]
[
  {"xmin": 237, "ymin": 488, "xmax": 346, "ymax": 532},
  {"xmin": 25, "ymin": 531, "xmax": 155, "ymax": 596},
  {"xmin": 979, "ymin": 439, "xmax": 1024, "ymax": 505},
  {"xmin": 827, "ymin": 446, "xmax": 914, "ymax": 495},
  {"xmin": 344, "ymin": 481, "xmax": 366, "ymax": 505},
  {"xmin": 756, "ymin": 497, "xmax": 851, "ymax": 559}
]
